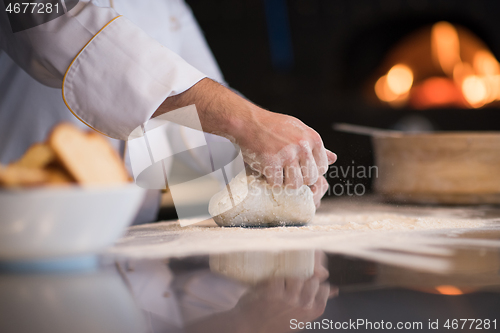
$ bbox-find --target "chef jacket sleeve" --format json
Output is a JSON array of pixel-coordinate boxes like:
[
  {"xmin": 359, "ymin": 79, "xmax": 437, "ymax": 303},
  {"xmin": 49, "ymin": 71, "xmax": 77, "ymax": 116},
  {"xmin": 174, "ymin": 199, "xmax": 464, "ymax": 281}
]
[{"xmin": 0, "ymin": 1, "xmax": 206, "ymax": 140}]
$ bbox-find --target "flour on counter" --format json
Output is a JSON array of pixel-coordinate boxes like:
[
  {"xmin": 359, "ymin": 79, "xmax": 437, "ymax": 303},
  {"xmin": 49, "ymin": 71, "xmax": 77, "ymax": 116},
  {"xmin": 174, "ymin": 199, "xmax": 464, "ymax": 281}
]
[
  {"xmin": 310, "ymin": 212, "xmax": 487, "ymax": 230},
  {"xmin": 107, "ymin": 198, "xmax": 500, "ymax": 273}
]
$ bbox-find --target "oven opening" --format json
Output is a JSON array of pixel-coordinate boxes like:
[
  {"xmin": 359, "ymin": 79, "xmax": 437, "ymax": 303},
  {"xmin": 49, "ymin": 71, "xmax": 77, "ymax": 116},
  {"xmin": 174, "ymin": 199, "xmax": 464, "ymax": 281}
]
[{"xmin": 367, "ymin": 21, "xmax": 500, "ymax": 111}]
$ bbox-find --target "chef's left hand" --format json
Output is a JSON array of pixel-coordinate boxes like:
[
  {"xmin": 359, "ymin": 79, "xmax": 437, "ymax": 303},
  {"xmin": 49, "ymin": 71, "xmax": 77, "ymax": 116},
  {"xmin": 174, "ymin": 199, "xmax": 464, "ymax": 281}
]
[{"xmin": 310, "ymin": 175, "xmax": 329, "ymax": 209}]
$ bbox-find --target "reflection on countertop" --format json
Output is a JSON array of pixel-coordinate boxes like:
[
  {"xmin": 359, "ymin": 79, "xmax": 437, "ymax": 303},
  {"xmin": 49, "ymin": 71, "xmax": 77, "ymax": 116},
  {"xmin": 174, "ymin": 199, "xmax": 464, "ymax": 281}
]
[
  {"xmin": 1, "ymin": 243, "xmax": 500, "ymax": 333},
  {"xmin": 0, "ymin": 268, "xmax": 145, "ymax": 333},
  {"xmin": 2, "ymin": 196, "xmax": 500, "ymax": 333},
  {"xmin": 114, "ymin": 245, "xmax": 500, "ymax": 333}
]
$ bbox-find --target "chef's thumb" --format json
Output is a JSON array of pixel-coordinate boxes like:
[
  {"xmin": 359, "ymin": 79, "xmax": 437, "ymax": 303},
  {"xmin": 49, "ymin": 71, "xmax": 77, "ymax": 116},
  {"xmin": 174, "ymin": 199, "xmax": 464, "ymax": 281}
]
[{"xmin": 326, "ymin": 150, "xmax": 337, "ymax": 164}]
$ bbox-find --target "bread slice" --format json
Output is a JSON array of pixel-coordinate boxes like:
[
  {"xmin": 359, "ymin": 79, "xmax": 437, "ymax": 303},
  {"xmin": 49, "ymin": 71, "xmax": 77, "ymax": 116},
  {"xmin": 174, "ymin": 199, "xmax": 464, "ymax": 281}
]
[
  {"xmin": 13, "ymin": 143, "xmax": 55, "ymax": 169},
  {"xmin": 49, "ymin": 123, "xmax": 129, "ymax": 185},
  {"xmin": 0, "ymin": 164, "xmax": 49, "ymax": 187},
  {"xmin": 45, "ymin": 165, "xmax": 75, "ymax": 185}
]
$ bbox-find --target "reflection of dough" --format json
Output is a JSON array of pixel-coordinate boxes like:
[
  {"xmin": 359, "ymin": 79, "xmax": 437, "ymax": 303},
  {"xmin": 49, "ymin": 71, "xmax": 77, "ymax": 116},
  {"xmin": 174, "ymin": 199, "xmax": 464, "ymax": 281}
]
[
  {"xmin": 209, "ymin": 250, "xmax": 315, "ymax": 285},
  {"xmin": 208, "ymin": 169, "xmax": 316, "ymax": 227}
]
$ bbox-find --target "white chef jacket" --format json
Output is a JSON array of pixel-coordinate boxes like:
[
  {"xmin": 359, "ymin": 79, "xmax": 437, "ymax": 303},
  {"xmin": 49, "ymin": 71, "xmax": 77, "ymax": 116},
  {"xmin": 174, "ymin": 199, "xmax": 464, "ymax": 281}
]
[{"xmin": 0, "ymin": 0, "xmax": 225, "ymax": 164}]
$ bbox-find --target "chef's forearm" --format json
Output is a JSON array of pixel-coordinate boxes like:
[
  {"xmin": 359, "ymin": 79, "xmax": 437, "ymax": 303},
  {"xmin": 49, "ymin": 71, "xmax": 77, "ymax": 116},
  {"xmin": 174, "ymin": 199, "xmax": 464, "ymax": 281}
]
[
  {"xmin": 153, "ymin": 78, "xmax": 258, "ymax": 141},
  {"xmin": 156, "ymin": 78, "xmax": 336, "ymax": 188}
]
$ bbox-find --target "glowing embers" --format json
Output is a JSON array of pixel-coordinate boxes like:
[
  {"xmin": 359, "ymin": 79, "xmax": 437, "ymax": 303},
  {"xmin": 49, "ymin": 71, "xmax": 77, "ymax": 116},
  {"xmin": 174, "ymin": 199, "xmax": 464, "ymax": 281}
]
[
  {"xmin": 410, "ymin": 77, "xmax": 465, "ymax": 109},
  {"xmin": 373, "ymin": 21, "xmax": 500, "ymax": 109},
  {"xmin": 431, "ymin": 21, "xmax": 461, "ymax": 76},
  {"xmin": 462, "ymin": 76, "xmax": 489, "ymax": 108},
  {"xmin": 375, "ymin": 64, "xmax": 413, "ymax": 107},
  {"xmin": 461, "ymin": 51, "xmax": 500, "ymax": 107}
]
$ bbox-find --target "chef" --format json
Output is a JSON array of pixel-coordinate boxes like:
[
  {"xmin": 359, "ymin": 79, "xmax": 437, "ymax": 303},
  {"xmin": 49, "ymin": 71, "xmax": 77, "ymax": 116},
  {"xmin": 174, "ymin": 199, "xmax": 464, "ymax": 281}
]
[{"xmin": 0, "ymin": 0, "xmax": 335, "ymax": 214}]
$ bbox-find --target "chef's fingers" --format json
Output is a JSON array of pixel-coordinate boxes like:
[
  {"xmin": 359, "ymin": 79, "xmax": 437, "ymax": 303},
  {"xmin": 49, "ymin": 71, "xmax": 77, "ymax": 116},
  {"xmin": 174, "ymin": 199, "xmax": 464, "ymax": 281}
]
[
  {"xmin": 312, "ymin": 144, "xmax": 329, "ymax": 176},
  {"xmin": 263, "ymin": 164, "xmax": 283, "ymax": 186},
  {"xmin": 326, "ymin": 150, "xmax": 337, "ymax": 165},
  {"xmin": 311, "ymin": 176, "xmax": 329, "ymax": 208},
  {"xmin": 310, "ymin": 176, "xmax": 329, "ymax": 195},
  {"xmin": 300, "ymin": 277, "xmax": 320, "ymax": 309},
  {"xmin": 284, "ymin": 162, "xmax": 303, "ymax": 189},
  {"xmin": 299, "ymin": 146, "xmax": 318, "ymax": 186}
]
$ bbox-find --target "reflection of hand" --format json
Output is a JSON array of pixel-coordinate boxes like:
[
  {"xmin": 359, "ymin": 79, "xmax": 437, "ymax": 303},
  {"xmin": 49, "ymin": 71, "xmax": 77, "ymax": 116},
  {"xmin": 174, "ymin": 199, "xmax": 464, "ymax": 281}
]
[
  {"xmin": 231, "ymin": 251, "xmax": 335, "ymax": 333},
  {"xmin": 234, "ymin": 276, "xmax": 331, "ymax": 333},
  {"xmin": 187, "ymin": 251, "xmax": 336, "ymax": 333},
  {"xmin": 313, "ymin": 250, "xmax": 330, "ymax": 282}
]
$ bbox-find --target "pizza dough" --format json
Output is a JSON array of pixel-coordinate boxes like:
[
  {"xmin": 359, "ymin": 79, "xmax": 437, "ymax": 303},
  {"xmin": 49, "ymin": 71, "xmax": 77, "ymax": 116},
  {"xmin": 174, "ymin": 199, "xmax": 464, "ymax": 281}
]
[{"xmin": 208, "ymin": 168, "xmax": 316, "ymax": 227}]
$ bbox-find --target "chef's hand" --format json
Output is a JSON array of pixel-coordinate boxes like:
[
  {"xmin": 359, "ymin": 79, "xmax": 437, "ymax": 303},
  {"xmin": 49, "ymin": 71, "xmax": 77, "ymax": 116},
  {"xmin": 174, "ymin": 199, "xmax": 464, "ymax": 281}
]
[
  {"xmin": 235, "ymin": 109, "xmax": 336, "ymax": 188},
  {"xmin": 311, "ymin": 175, "xmax": 329, "ymax": 209},
  {"xmin": 154, "ymin": 78, "xmax": 336, "ymax": 187}
]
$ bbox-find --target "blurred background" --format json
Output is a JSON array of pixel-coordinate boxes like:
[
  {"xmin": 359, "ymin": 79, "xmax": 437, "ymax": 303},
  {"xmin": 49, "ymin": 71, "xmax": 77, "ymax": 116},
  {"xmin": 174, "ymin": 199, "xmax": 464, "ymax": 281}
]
[{"xmin": 186, "ymin": 0, "xmax": 500, "ymax": 195}]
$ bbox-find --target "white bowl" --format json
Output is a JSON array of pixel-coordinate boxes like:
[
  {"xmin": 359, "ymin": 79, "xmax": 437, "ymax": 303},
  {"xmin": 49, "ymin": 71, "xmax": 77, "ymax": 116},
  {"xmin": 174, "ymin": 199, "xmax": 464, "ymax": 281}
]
[{"xmin": 0, "ymin": 184, "xmax": 145, "ymax": 261}]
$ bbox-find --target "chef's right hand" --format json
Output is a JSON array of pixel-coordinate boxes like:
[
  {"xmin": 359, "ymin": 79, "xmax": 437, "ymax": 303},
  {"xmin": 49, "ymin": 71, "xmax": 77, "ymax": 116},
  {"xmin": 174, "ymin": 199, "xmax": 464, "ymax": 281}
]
[
  {"xmin": 154, "ymin": 78, "xmax": 337, "ymax": 187},
  {"xmin": 231, "ymin": 107, "xmax": 337, "ymax": 188}
]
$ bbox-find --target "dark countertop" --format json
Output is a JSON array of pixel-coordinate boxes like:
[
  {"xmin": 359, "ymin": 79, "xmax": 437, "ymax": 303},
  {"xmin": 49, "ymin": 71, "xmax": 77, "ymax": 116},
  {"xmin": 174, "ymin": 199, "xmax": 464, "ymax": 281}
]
[{"xmin": 1, "ymin": 197, "xmax": 500, "ymax": 333}]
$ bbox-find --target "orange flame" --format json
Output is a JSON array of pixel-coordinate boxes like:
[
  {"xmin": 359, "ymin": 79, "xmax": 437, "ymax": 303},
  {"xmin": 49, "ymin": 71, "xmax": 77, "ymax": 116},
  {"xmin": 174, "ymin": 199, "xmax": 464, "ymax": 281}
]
[
  {"xmin": 375, "ymin": 64, "xmax": 413, "ymax": 106},
  {"xmin": 432, "ymin": 22, "xmax": 461, "ymax": 75},
  {"xmin": 462, "ymin": 75, "xmax": 488, "ymax": 107},
  {"xmin": 387, "ymin": 64, "xmax": 414, "ymax": 95},
  {"xmin": 375, "ymin": 21, "xmax": 500, "ymax": 109},
  {"xmin": 473, "ymin": 50, "xmax": 500, "ymax": 76}
]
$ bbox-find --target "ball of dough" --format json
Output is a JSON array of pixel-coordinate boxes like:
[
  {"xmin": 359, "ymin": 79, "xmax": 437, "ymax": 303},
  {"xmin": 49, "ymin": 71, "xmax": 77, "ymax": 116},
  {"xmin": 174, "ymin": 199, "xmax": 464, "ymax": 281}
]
[{"xmin": 209, "ymin": 168, "xmax": 316, "ymax": 227}]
